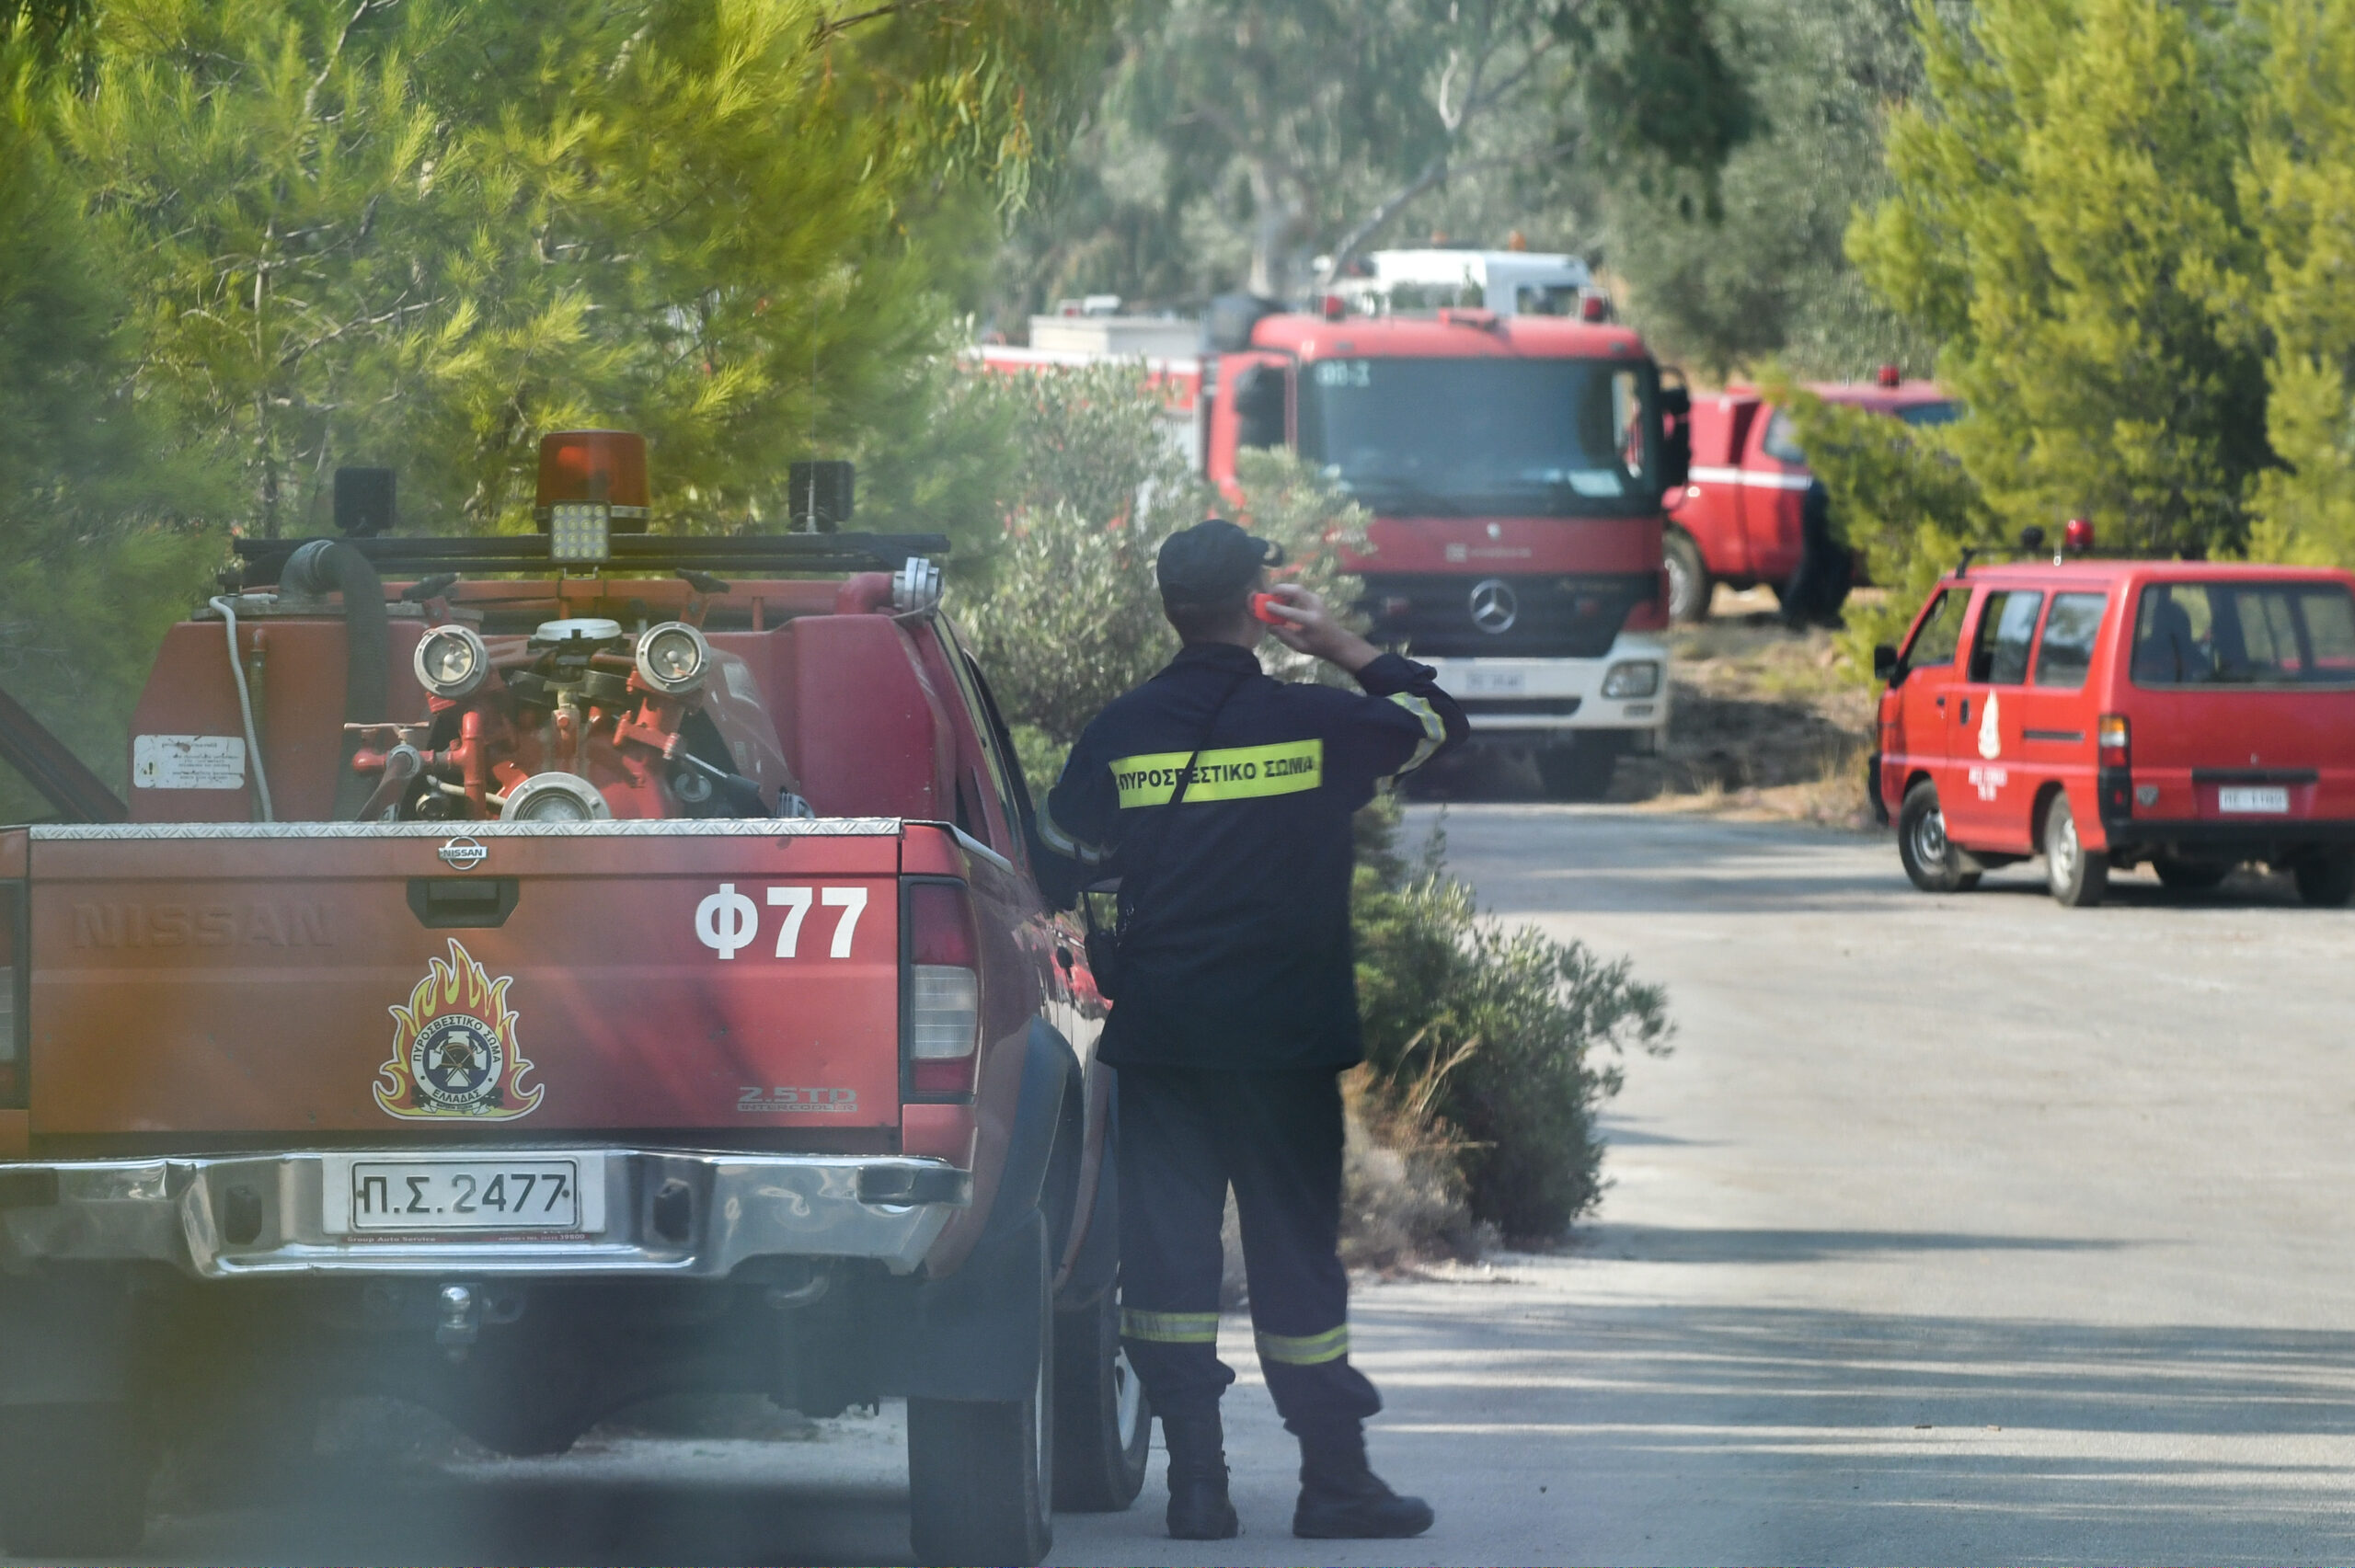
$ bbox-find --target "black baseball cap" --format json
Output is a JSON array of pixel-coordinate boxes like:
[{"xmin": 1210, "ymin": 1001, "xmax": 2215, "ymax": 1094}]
[{"xmin": 1156, "ymin": 519, "xmax": 1286, "ymax": 604}]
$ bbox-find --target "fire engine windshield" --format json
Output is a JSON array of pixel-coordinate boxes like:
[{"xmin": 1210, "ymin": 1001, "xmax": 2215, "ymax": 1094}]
[{"xmin": 1296, "ymin": 356, "xmax": 1657, "ymax": 517}]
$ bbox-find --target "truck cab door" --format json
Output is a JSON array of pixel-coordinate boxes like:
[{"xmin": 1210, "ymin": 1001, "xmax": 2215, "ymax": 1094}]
[
  {"xmin": 1888, "ymin": 587, "xmax": 1969, "ymax": 804},
  {"xmin": 1743, "ymin": 406, "xmax": 1811, "ymax": 586},
  {"xmin": 1944, "ymin": 587, "xmax": 2045, "ymax": 851}
]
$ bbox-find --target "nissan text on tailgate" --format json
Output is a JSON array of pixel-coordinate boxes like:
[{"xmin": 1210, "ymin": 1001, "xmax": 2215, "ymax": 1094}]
[
  {"xmin": 0, "ymin": 433, "xmax": 1136, "ymax": 1563},
  {"xmin": 1871, "ymin": 554, "xmax": 2355, "ymax": 908}
]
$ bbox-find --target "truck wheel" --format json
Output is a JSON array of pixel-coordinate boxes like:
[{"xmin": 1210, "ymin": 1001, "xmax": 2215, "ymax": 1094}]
[
  {"xmin": 1664, "ymin": 529, "xmax": 1712, "ymax": 624},
  {"xmin": 907, "ymin": 1241, "xmax": 1054, "ymax": 1566},
  {"xmin": 2042, "ymin": 794, "xmax": 2108, "ymax": 908},
  {"xmin": 0, "ymin": 1402, "xmax": 152, "ymax": 1555},
  {"xmin": 1537, "ymin": 744, "xmax": 1617, "ymax": 801},
  {"xmin": 1896, "ymin": 782, "xmax": 1979, "ymax": 893},
  {"xmin": 2154, "ymin": 856, "xmax": 2229, "ymax": 894},
  {"xmin": 2293, "ymin": 851, "xmax": 2355, "ymax": 908},
  {"xmin": 1051, "ymin": 1285, "xmax": 1150, "ymax": 1512}
]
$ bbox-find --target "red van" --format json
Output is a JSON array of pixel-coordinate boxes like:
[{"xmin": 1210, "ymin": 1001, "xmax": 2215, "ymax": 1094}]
[{"xmin": 1870, "ymin": 560, "xmax": 2355, "ymax": 907}]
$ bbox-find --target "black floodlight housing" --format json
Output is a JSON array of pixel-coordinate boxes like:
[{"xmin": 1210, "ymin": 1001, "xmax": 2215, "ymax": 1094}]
[
  {"xmin": 334, "ymin": 467, "xmax": 396, "ymax": 537},
  {"xmin": 1203, "ymin": 293, "xmax": 1283, "ymax": 354}
]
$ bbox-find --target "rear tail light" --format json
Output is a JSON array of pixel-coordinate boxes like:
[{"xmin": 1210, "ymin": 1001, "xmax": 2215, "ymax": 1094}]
[
  {"xmin": 906, "ymin": 882, "xmax": 980, "ymax": 1096},
  {"xmin": 2098, "ymin": 715, "xmax": 2131, "ymax": 767},
  {"xmin": 0, "ymin": 884, "xmax": 23, "ymax": 1109}
]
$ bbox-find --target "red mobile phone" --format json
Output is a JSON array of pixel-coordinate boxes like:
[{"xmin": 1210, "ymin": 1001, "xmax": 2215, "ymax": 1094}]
[{"xmin": 1250, "ymin": 591, "xmax": 1286, "ymax": 625}]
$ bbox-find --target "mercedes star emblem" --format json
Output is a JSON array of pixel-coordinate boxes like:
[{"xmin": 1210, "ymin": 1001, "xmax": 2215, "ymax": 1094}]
[
  {"xmin": 438, "ymin": 836, "xmax": 488, "ymax": 871},
  {"xmin": 1468, "ymin": 578, "xmax": 1519, "ymax": 635}
]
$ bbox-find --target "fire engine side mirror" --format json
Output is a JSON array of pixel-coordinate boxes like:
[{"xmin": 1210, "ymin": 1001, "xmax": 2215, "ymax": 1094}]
[{"xmin": 1872, "ymin": 643, "xmax": 1899, "ymax": 683}]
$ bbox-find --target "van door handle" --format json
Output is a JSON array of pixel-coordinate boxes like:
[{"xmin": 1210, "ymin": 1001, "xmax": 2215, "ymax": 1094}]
[
  {"xmin": 1958, "ymin": 699, "xmax": 1970, "ymax": 724},
  {"xmin": 408, "ymin": 877, "xmax": 520, "ymax": 929}
]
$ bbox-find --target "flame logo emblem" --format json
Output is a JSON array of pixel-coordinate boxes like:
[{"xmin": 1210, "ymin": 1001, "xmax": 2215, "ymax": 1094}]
[{"xmin": 373, "ymin": 939, "xmax": 544, "ymax": 1120}]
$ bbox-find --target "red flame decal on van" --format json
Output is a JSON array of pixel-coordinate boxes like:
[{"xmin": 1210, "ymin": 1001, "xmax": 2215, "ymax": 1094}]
[{"xmin": 373, "ymin": 939, "xmax": 544, "ymax": 1120}]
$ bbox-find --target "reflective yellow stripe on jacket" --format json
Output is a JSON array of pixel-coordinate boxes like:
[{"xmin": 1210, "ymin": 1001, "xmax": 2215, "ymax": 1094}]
[
  {"xmin": 1110, "ymin": 739, "xmax": 1323, "ymax": 808},
  {"xmin": 1386, "ymin": 692, "xmax": 1446, "ymax": 775}
]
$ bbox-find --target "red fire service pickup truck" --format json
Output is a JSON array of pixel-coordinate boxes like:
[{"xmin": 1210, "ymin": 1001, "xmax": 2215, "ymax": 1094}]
[
  {"xmin": 1870, "ymin": 546, "xmax": 2355, "ymax": 908},
  {"xmin": 1664, "ymin": 369, "xmax": 1959, "ymax": 623},
  {"xmin": 0, "ymin": 432, "xmax": 1132, "ymax": 1563},
  {"xmin": 1202, "ymin": 295, "xmax": 1685, "ymax": 799}
]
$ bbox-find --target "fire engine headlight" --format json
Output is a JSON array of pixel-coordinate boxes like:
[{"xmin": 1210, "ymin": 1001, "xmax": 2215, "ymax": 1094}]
[
  {"xmin": 413, "ymin": 625, "xmax": 488, "ymax": 699},
  {"xmin": 634, "ymin": 622, "xmax": 709, "ymax": 696},
  {"xmin": 1603, "ymin": 659, "xmax": 1661, "ymax": 699}
]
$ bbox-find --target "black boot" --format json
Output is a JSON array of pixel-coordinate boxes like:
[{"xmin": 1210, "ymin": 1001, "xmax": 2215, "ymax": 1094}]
[
  {"xmin": 1292, "ymin": 1421, "xmax": 1433, "ymax": 1539},
  {"xmin": 1160, "ymin": 1406, "xmax": 1239, "ymax": 1540}
]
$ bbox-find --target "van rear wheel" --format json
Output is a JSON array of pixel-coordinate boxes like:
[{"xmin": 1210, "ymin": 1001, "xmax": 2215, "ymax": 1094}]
[
  {"xmin": 2043, "ymin": 795, "xmax": 2108, "ymax": 908},
  {"xmin": 1664, "ymin": 529, "xmax": 1712, "ymax": 623},
  {"xmin": 1897, "ymin": 782, "xmax": 1978, "ymax": 893},
  {"xmin": 1051, "ymin": 1284, "xmax": 1151, "ymax": 1512},
  {"xmin": 2293, "ymin": 851, "xmax": 2355, "ymax": 908}
]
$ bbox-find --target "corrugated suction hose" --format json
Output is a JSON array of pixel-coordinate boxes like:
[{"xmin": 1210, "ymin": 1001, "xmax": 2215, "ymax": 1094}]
[{"xmin": 281, "ymin": 539, "xmax": 388, "ymax": 820}]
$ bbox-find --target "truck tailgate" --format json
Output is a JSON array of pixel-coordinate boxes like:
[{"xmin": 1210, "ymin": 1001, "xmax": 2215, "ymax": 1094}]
[{"xmin": 26, "ymin": 819, "xmax": 905, "ymax": 1137}]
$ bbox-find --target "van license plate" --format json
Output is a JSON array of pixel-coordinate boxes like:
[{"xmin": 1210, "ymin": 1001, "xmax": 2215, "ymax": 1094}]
[
  {"xmin": 2218, "ymin": 785, "xmax": 2290, "ymax": 815},
  {"xmin": 341, "ymin": 1160, "xmax": 592, "ymax": 1233}
]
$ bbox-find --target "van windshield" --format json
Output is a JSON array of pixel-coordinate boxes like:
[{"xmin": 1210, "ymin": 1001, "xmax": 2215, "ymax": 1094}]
[
  {"xmin": 2131, "ymin": 581, "xmax": 2355, "ymax": 686},
  {"xmin": 1296, "ymin": 357, "xmax": 1655, "ymax": 517}
]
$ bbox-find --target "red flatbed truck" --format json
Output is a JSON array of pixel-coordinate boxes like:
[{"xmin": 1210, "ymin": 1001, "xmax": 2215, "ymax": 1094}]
[{"xmin": 0, "ymin": 433, "xmax": 1134, "ymax": 1564}]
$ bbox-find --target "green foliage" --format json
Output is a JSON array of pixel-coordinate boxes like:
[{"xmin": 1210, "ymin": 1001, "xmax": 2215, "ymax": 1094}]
[
  {"xmin": 950, "ymin": 362, "xmax": 1365, "ymax": 784},
  {"xmin": 1608, "ymin": 0, "xmax": 1940, "ymax": 380},
  {"xmin": 1848, "ymin": 0, "xmax": 2270, "ymax": 555},
  {"xmin": 0, "ymin": 28, "xmax": 221, "ymax": 817},
  {"xmin": 1768, "ymin": 376, "xmax": 1996, "ymax": 666},
  {"xmin": 2236, "ymin": 0, "xmax": 2355, "ymax": 565},
  {"xmin": 998, "ymin": 0, "xmax": 1751, "ymax": 314},
  {"xmin": 59, "ymin": 0, "xmax": 1110, "ymax": 541},
  {"xmin": 1352, "ymin": 811, "xmax": 1671, "ymax": 1242}
]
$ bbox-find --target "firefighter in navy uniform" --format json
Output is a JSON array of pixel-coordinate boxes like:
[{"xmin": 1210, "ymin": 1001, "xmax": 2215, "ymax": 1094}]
[{"xmin": 1034, "ymin": 520, "xmax": 1466, "ymax": 1541}]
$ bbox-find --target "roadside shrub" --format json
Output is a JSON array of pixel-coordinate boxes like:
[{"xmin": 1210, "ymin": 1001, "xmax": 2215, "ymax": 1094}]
[{"xmin": 1353, "ymin": 808, "xmax": 1673, "ymax": 1243}]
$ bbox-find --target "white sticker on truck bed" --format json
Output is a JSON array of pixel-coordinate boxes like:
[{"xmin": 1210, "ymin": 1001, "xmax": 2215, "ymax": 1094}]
[
  {"xmin": 696, "ymin": 883, "xmax": 868, "ymax": 959},
  {"xmin": 132, "ymin": 734, "xmax": 247, "ymax": 789}
]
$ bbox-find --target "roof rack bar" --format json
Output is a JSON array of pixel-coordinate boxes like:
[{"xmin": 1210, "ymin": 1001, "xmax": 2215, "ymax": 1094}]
[{"xmin": 231, "ymin": 532, "xmax": 951, "ymax": 583}]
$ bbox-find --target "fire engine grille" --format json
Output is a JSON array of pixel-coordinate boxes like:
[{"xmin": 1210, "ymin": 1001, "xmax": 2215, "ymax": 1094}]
[{"xmin": 1361, "ymin": 573, "xmax": 1655, "ymax": 659}]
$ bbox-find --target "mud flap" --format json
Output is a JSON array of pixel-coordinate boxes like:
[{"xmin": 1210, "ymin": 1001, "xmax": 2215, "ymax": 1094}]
[
  {"xmin": 896, "ymin": 1022, "xmax": 1075, "ymax": 1403},
  {"xmin": 0, "ymin": 1270, "xmax": 141, "ymax": 1404}
]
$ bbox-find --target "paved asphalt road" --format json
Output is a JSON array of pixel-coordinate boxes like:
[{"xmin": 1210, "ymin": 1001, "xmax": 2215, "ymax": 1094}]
[{"xmin": 62, "ymin": 807, "xmax": 2355, "ymax": 1565}]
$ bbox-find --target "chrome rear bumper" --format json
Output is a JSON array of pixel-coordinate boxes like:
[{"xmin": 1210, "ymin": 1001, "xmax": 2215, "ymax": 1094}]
[{"xmin": 0, "ymin": 1149, "xmax": 968, "ymax": 1279}]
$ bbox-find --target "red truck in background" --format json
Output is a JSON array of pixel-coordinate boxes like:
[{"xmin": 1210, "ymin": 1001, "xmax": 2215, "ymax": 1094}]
[
  {"xmin": 1201, "ymin": 298, "xmax": 1684, "ymax": 800},
  {"xmin": 1663, "ymin": 371, "xmax": 1959, "ymax": 623},
  {"xmin": 0, "ymin": 434, "xmax": 1135, "ymax": 1565}
]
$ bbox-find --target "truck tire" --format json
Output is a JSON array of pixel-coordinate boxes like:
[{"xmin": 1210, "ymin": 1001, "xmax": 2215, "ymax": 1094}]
[
  {"xmin": 0, "ymin": 1402, "xmax": 152, "ymax": 1555},
  {"xmin": 2293, "ymin": 850, "xmax": 2355, "ymax": 908},
  {"xmin": 1537, "ymin": 744, "xmax": 1617, "ymax": 802},
  {"xmin": 1896, "ymin": 781, "xmax": 1980, "ymax": 894},
  {"xmin": 2154, "ymin": 855, "xmax": 2229, "ymax": 894},
  {"xmin": 2042, "ymin": 794, "xmax": 2108, "ymax": 908},
  {"xmin": 1664, "ymin": 529, "xmax": 1712, "ymax": 624},
  {"xmin": 1051, "ymin": 1285, "xmax": 1151, "ymax": 1512},
  {"xmin": 907, "ymin": 1237, "xmax": 1054, "ymax": 1566}
]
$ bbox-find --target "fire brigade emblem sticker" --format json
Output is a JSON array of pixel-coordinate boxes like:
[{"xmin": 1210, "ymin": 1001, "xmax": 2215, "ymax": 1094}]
[{"xmin": 373, "ymin": 938, "xmax": 545, "ymax": 1120}]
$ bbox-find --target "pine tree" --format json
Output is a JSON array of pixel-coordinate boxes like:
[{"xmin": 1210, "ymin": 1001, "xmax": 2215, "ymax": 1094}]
[
  {"xmin": 1848, "ymin": 0, "xmax": 2270, "ymax": 555},
  {"xmin": 2237, "ymin": 0, "xmax": 2355, "ymax": 564}
]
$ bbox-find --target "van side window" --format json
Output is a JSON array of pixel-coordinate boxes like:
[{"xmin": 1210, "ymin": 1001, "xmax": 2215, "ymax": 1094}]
[
  {"xmin": 1760, "ymin": 409, "xmax": 1805, "ymax": 464},
  {"xmin": 1968, "ymin": 589, "xmax": 2044, "ymax": 684},
  {"xmin": 1901, "ymin": 589, "xmax": 1964, "ymax": 670},
  {"xmin": 2031, "ymin": 593, "xmax": 2107, "ymax": 688},
  {"xmin": 2135, "ymin": 580, "xmax": 2355, "ymax": 685}
]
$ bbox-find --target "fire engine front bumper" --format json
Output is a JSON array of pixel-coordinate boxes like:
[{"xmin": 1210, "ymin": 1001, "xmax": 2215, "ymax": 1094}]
[
  {"xmin": 1421, "ymin": 635, "xmax": 1672, "ymax": 738},
  {"xmin": 0, "ymin": 1149, "xmax": 970, "ymax": 1280}
]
